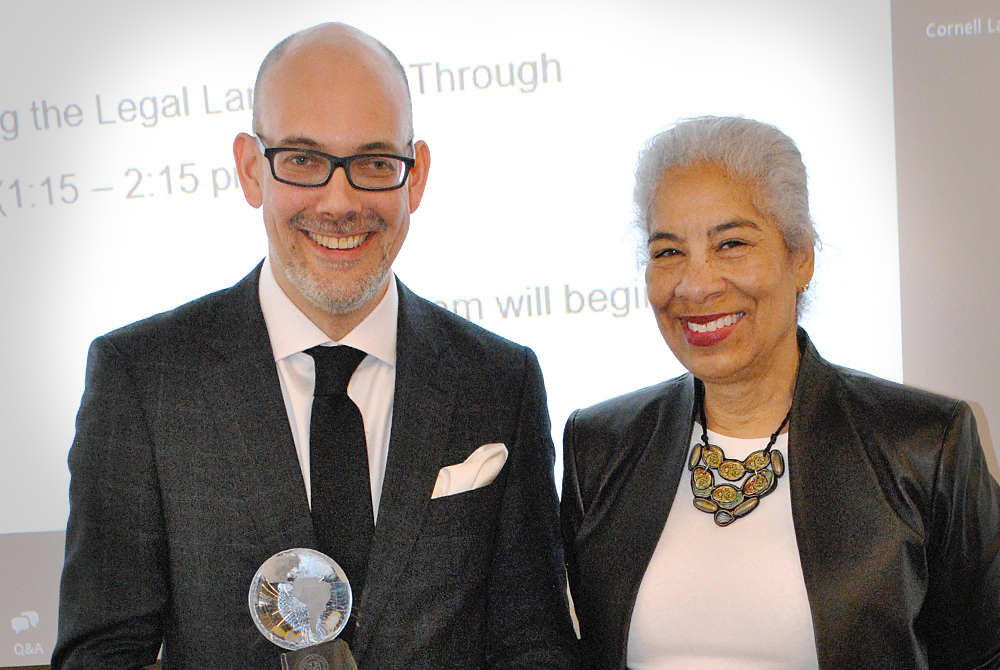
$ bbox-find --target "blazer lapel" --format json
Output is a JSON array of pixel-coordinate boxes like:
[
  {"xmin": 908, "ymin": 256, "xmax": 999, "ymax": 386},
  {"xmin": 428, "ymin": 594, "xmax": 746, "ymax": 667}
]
[
  {"xmin": 627, "ymin": 375, "xmax": 696, "ymax": 544},
  {"xmin": 788, "ymin": 333, "xmax": 851, "ymax": 666},
  {"xmin": 201, "ymin": 265, "xmax": 316, "ymax": 553},
  {"xmin": 788, "ymin": 329, "xmax": 914, "ymax": 668},
  {"xmin": 353, "ymin": 280, "xmax": 459, "ymax": 656}
]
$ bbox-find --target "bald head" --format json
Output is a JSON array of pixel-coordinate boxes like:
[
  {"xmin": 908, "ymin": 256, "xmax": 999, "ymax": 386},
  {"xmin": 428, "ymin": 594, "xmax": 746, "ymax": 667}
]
[{"xmin": 252, "ymin": 23, "xmax": 414, "ymax": 143}]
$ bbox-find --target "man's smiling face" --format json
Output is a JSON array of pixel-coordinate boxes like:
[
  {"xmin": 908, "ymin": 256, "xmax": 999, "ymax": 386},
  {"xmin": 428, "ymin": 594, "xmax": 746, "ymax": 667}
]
[{"xmin": 236, "ymin": 25, "xmax": 429, "ymax": 337}]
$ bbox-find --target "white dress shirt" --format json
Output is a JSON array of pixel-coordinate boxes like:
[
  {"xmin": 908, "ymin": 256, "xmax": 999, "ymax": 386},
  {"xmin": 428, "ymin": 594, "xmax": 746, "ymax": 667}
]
[
  {"xmin": 258, "ymin": 257, "xmax": 397, "ymax": 522},
  {"xmin": 627, "ymin": 425, "xmax": 819, "ymax": 670}
]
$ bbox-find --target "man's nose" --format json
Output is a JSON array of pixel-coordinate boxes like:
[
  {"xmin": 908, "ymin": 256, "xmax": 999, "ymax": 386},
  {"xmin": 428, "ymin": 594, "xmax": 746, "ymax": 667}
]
[{"xmin": 314, "ymin": 165, "xmax": 363, "ymax": 214}]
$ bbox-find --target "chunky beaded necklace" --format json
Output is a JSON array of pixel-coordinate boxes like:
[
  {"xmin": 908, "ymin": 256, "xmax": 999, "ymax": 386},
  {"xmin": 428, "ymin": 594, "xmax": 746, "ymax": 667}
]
[{"xmin": 689, "ymin": 397, "xmax": 791, "ymax": 527}]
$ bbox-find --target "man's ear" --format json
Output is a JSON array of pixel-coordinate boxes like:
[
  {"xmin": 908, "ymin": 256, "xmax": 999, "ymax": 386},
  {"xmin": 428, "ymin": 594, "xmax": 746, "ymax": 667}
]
[
  {"xmin": 406, "ymin": 140, "xmax": 431, "ymax": 213},
  {"xmin": 234, "ymin": 132, "xmax": 264, "ymax": 208}
]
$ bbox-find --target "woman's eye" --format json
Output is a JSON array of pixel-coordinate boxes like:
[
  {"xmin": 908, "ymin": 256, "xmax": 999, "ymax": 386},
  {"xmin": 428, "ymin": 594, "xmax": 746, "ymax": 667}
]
[
  {"xmin": 652, "ymin": 247, "xmax": 681, "ymax": 260},
  {"xmin": 718, "ymin": 239, "xmax": 748, "ymax": 251}
]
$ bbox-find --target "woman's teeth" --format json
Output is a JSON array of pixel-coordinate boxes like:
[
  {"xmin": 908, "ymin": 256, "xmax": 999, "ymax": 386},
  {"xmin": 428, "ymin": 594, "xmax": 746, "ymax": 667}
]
[{"xmin": 687, "ymin": 313, "xmax": 743, "ymax": 333}]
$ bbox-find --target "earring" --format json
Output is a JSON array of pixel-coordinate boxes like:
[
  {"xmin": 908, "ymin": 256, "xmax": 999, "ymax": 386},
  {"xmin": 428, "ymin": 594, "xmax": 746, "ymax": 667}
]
[{"xmin": 797, "ymin": 283, "xmax": 810, "ymax": 294}]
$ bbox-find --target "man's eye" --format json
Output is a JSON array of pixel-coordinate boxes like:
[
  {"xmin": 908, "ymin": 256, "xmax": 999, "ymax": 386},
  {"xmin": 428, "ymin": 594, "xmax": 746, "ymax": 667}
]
[
  {"xmin": 289, "ymin": 153, "xmax": 318, "ymax": 166},
  {"xmin": 354, "ymin": 156, "xmax": 397, "ymax": 173},
  {"xmin": 275, "ymin": 152, "xmax": 324, "ymax": 172}
]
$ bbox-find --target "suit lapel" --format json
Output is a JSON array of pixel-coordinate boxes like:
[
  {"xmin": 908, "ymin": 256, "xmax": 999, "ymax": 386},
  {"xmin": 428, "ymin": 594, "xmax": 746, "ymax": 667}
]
[
  {"xmin": 201, "ymin": 265, "xmax": 316, "ymax": 552},
  {"xmin": 353, "ymin": 280, "xmax": 459, "ymax": 655}
]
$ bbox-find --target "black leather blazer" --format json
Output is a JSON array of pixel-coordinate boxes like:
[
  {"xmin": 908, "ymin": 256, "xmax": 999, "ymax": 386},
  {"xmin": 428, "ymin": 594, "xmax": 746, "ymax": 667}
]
[{"xmin": 561, "ymin": 329, "xmax": 1000, "ymax": 669}]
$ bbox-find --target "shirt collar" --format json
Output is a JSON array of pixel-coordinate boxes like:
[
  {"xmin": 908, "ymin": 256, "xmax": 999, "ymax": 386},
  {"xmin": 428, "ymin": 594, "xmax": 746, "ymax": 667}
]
[{"xmin": 258, "ymin": 256, "xmax": 398, "ymax": 366}]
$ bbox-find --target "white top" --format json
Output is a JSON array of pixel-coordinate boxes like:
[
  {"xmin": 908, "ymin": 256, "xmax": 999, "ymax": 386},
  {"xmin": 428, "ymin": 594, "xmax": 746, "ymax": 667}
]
[
  {"xmin": 258, "ymin": 257, "xmax": 397, "ymax": 522},
  {"xmin": 626, "ymin": 424, "xmax": 819, "ymax": 670}
]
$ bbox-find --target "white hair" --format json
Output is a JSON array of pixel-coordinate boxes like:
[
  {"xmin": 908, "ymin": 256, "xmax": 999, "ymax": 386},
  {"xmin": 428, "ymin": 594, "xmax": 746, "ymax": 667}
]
[{"xmin": 633, "ymin": 116, "xmax": 819, "ymax": 254}]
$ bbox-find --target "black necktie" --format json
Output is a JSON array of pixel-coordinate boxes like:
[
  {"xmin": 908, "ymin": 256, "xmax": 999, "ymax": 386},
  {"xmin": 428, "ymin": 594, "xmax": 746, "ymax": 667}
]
[{"xmin": 307, "ymin": 345, "xmax": 372, "ymax": 648}]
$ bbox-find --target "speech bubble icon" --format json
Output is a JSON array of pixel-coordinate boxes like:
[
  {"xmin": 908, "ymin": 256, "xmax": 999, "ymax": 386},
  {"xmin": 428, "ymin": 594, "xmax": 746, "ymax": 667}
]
[
  {"xmin": 11, "ymin": 617, "xmax": 29, "ymax": 634},
  {"xmin": 20, "ymin": 611, "xmax": 39, "ymax": 628}
]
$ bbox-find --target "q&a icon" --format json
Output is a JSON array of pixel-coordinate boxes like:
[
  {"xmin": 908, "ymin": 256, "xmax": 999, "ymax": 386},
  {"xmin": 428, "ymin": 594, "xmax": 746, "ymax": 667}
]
[{"xmin": 10, "ymin": 610, "xmax": 39, "ymax": 634}]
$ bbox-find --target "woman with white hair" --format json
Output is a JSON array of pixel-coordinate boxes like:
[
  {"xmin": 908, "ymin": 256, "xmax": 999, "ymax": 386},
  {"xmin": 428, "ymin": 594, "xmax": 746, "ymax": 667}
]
[{"xmin": 560, "ymin": 116, "xmax": 1000, "ymax": 669}]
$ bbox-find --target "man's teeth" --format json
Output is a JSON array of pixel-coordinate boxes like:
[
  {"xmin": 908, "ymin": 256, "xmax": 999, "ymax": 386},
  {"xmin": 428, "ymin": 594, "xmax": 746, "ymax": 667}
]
[
  {"xmin": 308, "ymin": 232, "xmax": 368, "ymax": 250},
  {"xmin": 687, "ymin": 313, "xmax": 743, "ymax": 333}
]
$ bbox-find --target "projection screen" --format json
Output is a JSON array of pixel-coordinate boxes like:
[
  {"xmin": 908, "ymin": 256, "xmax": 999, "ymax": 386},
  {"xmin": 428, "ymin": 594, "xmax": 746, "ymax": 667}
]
[{"xmin": 9, "ymin": 0, "xmax": 990, "ymax": 665}]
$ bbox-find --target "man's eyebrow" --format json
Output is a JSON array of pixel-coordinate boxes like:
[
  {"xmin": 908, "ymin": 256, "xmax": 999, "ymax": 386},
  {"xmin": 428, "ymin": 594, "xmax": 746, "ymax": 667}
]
[
  {"xmin": 275, "ymin": 135, "xmax": 321, "ymax": 147},
  {"xmin": 274, "ymin": 136, "xmax": 405, "ymax": 155},
  {"xmin": 355, "ymin": 140, "xmax": 403, "ymax": 153}
]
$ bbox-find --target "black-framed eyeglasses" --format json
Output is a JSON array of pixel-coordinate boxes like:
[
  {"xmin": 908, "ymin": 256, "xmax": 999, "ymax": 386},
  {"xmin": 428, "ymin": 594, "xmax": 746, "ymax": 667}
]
[{"xmin": 256, "ymin": 135, "xmax": 415, "ymax": 191}]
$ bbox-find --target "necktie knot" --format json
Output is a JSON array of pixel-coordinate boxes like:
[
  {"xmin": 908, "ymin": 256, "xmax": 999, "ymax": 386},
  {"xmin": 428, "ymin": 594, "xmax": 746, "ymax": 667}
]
[{"xmin": 308, "ymin": 345, "xmax": 368, "ymax": 396}]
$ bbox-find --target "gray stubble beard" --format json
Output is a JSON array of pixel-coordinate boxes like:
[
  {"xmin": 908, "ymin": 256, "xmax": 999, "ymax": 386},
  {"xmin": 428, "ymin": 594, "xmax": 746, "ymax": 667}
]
[{"xmin": 284, "ymin": 210, "xmax": 392, "ymax": 316}]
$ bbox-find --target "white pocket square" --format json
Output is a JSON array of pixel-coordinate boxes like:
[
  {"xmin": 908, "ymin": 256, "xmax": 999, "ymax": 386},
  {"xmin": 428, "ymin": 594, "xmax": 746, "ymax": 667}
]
[{"xmin": 430, "ymin": 443, "xmax": 508, "ymax": 499}]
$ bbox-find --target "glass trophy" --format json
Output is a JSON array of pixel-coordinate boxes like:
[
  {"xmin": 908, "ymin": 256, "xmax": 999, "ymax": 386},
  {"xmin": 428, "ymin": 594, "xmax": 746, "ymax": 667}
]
[{"xmin": 249, "ymin": 548, "xmax": 358, "ymax": 670}]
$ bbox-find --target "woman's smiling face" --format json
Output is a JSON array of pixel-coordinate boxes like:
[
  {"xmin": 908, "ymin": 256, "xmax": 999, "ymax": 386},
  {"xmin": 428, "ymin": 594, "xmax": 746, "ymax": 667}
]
[{"xmin": 645, "ymin": 161, "xmax": 814, "ymax": 387}]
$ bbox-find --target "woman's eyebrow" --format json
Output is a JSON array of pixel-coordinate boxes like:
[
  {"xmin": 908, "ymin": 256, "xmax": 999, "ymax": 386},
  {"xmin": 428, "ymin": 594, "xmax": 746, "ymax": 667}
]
[{"xmin": 711, "ymin": 218, "xmax": 761, "ymax": 235}]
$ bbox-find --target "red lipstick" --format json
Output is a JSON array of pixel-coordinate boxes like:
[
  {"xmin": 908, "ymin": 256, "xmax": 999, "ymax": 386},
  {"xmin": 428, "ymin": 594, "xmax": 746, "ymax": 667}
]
[{"xmin": 682, "ymin": 312, "xmax": 742, "ymax": 347}]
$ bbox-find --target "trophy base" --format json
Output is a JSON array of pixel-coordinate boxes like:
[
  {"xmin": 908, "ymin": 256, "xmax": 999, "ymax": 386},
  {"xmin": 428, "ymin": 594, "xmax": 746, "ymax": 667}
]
[{"xmin": 280, "ymin": 639, "xmax": 358, "ymax": 670}]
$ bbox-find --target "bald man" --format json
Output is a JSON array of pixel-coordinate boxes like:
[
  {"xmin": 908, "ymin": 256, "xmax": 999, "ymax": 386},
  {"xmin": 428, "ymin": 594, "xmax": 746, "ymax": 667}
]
[{"xmin": 53, "ymin": 24, "xmax": 578, "ymax": 670}]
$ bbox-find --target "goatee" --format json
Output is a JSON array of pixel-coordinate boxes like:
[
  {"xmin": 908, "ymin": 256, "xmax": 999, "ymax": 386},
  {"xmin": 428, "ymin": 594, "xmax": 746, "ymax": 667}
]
[{"xmin": 285, "ymin": 210, "xmax": 391, "ymax": 315}]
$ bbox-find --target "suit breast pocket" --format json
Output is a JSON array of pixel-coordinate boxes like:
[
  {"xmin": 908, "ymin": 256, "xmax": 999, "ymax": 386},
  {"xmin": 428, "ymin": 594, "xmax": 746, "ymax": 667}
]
[
  {"xmin": 424, "ymin": 482, "xmax": 500, "ymax": 529},
  {"xmin": 405, "ymin": 484, "xmax": 501, "ymax": 599},
  {"xmin": 422, "ymin": 482, "xmax": 499, "ymax": 534}
]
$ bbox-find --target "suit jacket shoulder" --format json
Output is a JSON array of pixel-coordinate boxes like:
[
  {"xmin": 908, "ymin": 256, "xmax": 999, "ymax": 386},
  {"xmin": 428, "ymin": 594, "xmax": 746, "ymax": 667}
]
[
  {"xmin": 396, "ymin": 280, "xmax": 534, "ymax": 370},
  {"xmin": 99, "ymin": 266, "xmax": 261, "ymax": 364}
]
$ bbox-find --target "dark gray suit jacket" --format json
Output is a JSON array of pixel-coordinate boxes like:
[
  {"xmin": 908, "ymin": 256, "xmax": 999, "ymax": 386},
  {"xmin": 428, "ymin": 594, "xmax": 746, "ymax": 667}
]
[
  {"xmin": 562, "ymin": 329, "xmax": 1000, "ymax": 670},
  {"xmin": 53, "ymin": 265, "xmax": 578, "ymax": 670}
]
